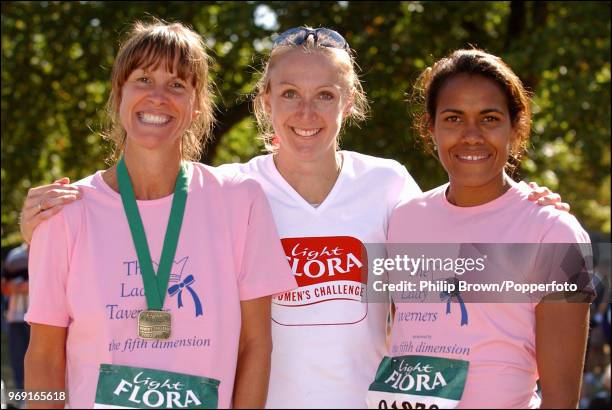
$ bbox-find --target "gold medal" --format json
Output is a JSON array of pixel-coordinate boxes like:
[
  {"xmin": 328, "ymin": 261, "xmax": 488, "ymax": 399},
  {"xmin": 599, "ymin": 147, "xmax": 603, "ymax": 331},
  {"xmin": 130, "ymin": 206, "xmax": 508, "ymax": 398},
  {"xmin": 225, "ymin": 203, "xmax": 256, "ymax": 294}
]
[{"xmin": 138, "ymin": 310, "xmax": 171, "ymax": 340}]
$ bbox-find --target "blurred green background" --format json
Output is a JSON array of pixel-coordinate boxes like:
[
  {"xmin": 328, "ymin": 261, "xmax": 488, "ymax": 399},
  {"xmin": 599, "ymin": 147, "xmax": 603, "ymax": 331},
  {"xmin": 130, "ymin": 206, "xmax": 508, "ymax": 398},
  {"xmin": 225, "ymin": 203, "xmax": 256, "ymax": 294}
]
[
  {"xmin": 1, "ymin": 1, "xmax": 610, "ymax": 248},
  {"xmin": 0, "ymin": 2, "xmax": 611, "ymax": 404}
]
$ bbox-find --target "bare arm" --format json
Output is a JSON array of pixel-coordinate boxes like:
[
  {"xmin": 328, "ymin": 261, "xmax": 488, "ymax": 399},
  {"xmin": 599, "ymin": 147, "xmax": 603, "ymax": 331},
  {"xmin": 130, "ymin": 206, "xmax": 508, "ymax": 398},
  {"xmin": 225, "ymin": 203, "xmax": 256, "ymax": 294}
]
[
  {"xmin": 25, "ymin": 323, "xmax": 67, "ymax": 409},
  {"xmin": 232, "ymin": 296, "xmax": 273, "ymax": 408},
  {"xmin": 536, "ymin": 299, "xmax": 590, "ymax": 409},
  {"xmin": 20, "ymin": 178, "xmax": 81, "ymax": 244}
]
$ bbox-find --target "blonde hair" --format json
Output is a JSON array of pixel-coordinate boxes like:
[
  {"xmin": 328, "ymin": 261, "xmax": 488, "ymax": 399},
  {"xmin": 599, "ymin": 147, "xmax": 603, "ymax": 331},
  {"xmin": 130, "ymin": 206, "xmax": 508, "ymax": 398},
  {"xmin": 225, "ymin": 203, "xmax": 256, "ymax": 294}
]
[
  {"xmin": 104, "ymin": 19, "xmax": 215, "ymax": 162},
  {"xmin": 413, "ymin": 49, "xmax": 532, "ymax": 173},
  {"xmin": 253, "ymin": 28, "xmax": 368, "ymax": 152}
]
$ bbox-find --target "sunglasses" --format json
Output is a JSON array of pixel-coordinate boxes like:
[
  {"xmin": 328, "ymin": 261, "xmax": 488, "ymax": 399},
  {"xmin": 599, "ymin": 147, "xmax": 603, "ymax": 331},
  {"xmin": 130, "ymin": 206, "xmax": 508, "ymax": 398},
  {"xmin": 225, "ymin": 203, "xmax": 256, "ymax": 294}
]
[{"xmin": 273, "ymin": 27, "xmax": 350, "ymax": 51}]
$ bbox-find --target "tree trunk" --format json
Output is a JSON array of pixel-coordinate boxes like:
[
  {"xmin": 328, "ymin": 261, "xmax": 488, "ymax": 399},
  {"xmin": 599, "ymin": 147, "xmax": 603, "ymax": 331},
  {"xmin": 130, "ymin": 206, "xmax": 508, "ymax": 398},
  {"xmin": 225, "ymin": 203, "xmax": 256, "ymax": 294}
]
[
  {"xmin": 533, "ymin": 1, "xmax": 549, "ymax": 27},
  {"xmin": 505, "ymin": 1, "xmax": 526, "ymax": 50}
]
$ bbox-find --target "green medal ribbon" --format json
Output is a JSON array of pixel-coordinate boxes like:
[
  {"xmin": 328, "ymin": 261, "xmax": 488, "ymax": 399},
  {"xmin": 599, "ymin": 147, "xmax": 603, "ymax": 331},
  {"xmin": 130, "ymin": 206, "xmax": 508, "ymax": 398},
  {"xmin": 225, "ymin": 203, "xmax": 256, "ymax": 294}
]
[{"xmin": 117, "ymin": 156, "xmax": 188, "ymax": 311}]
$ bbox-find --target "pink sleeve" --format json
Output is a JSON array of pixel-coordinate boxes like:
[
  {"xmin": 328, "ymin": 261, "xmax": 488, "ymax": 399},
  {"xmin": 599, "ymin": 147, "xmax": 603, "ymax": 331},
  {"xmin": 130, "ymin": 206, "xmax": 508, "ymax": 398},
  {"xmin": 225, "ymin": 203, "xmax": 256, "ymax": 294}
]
[
  {"xmin": 237, "ymin": 185, "xmax": 297, "ymax": 301},
  {"xmin": 397, "ymin": 166, "xmax": 422, "ymax": 204},
  {"xmin": 542, "ymin": 213, "xmax": 591, "ymax": 244},
  {"xmin": 25, "ymin": 212, "xmax": 71, "ymax": 327},
  {"xmin": 385, "ymin": 164, "xmax": 421, "ymax": 236},
  {"xmin": 538, "ymin": 212, "xmax": 594, "ymax": 301},
  {"xmin": 387, "ymin": 206, "xmax": 400, "ymax": 242}
]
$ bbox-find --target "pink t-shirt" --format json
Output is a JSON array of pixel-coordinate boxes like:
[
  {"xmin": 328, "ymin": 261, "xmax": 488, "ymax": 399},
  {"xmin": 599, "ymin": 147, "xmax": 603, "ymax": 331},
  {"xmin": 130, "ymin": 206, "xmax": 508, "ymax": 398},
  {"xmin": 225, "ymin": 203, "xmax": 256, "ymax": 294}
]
[
  {"xmin": 386, "ymin": 181, "xmax": 591, "ymax": 409},
  {"xmin": 26, "ymin": 162, "xmax": 297, "ymax": 409}
]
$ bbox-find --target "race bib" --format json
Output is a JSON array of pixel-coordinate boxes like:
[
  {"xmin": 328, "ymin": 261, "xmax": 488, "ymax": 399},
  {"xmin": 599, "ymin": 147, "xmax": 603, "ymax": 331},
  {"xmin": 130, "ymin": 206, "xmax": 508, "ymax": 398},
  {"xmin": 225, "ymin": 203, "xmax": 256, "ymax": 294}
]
[
  {"xmin": 94, "ymin": 364, "xmax": 219, "ymax": 409},
  {"xmin": 367, "ymin": 355, "xmax": 469, "ymax": 409}
]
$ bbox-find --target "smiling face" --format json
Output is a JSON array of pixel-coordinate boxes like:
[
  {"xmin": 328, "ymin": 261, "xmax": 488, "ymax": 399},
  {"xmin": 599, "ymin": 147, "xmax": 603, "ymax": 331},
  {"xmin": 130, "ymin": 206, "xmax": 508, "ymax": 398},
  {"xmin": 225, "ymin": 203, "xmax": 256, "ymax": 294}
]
[
  {"xmin": 432, "ymin": 73, "xmax": 517, "ymax": 193},
  {"xmin": 118, "ymin": 62, "xmax": 197, "ymax": 155},
  {"xmin": 264, "ymin": 48, "xmax": 353, "ymax": 162}
]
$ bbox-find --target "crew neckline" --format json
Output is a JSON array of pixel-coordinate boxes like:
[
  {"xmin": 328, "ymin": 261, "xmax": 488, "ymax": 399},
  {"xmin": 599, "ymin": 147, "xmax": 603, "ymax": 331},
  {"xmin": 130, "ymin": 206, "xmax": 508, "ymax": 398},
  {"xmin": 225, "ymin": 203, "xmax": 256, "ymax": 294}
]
[
  {"xmin": 439, "ymin": 180, "xmax": 530, "ymax": 213},
  {"xmin": 94, "ymin": 161, "xmax": 194, "ymax": 206}
]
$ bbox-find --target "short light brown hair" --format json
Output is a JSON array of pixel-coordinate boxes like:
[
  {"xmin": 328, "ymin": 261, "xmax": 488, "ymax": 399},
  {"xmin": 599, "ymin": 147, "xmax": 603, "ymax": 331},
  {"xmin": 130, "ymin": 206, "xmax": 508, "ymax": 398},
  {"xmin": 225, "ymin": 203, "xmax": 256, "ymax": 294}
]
[
  {"xmin": 413, "ymin": 49, "xmax": 532, "ymax": 172},
  {"xmin": 253, "ymin": 28, "xmax": 369, "ymax": 152},
  {"xmin": 104, "ymin": 19, "xmax": 214, "ymax": 162}
]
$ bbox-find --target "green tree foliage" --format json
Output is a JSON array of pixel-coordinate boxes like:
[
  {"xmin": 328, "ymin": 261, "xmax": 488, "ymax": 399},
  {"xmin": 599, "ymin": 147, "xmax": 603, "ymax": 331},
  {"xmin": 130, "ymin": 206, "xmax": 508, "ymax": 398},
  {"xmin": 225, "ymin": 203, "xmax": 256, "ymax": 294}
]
[{"xmin": 1, "ymin": 1, "xmax": 610, "ymax": 245}]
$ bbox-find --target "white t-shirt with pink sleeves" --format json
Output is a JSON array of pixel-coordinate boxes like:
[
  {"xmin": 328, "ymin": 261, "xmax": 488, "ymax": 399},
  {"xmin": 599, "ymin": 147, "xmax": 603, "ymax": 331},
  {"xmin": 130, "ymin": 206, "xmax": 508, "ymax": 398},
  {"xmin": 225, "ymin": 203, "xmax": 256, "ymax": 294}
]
[
  {"xmin": 220, "ymin": 151, "xmax": 422, "ymax": 408},
  {"xmin": 26, "ymin": 162, "xmax": 297, "ymax": 409},
  {"xmin": 386, "ymin": 181, "xmax": 591, "ymax": 409}
]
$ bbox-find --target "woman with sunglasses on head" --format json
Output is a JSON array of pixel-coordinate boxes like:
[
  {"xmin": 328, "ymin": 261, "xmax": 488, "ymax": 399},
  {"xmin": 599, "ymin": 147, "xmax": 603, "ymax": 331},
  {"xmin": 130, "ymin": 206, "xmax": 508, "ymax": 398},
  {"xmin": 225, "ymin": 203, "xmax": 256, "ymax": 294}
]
[
  {"xmin": 368, "ymin": 49, "xmax": 592, "ymax": 409},
  {"xmin": 20, "ymin": 27, "xmax": 568, "ymax": 408},
  {"xmin": 221, "ymin": 27, "xmax": 423, "ymax": 409},
  {"xmin": 23, "ymin": 21, "xmax": 295, "ymax": 409},
  {"xmin": 215, "ymin": 28, "xmax": 567, "ymax": 409}
]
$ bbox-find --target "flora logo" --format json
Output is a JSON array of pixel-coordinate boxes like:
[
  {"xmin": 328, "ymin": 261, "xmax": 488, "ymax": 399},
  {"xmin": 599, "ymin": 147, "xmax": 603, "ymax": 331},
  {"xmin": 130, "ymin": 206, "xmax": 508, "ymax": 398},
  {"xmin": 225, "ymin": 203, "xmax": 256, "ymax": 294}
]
[
  {"xmin": 383, "ymin": 361, "xmax": 448, "ymax": 392},
  {"xmin": 282, "ymin": 236, "xmax": 366, "ymax": 287},
  {"xmin": 112, "ymin": 372, "xmax": 202, "ymax": 408},
  {"xmin": 367, "ymin": 356, "xmax": 468, "ymax": 409},
  {"xmin": 272, "ymin": 236, "xmax": 369, "ymax": 325}
]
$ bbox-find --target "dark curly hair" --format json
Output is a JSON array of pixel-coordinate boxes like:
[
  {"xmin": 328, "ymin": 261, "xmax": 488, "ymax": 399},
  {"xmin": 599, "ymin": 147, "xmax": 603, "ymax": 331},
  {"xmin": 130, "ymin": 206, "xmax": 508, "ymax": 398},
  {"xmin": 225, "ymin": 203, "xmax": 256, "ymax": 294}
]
[{"xmin": 412, "ymin": 49, "xmax": 532, "ymax": 172}]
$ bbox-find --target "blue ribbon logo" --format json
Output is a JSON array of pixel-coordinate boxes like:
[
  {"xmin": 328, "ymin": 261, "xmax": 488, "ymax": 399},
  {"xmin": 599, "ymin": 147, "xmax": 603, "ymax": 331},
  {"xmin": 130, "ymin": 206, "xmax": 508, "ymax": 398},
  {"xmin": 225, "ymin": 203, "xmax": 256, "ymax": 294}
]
[
  {"xmin": 168, "ymin": 274, "xmax": 203, "ymax": 317},
  {"xmin": 440, "ymin": 279, "xmax": 468, "ymax": 326},
  {"xmin": 441, "ymin": 293, "xmax": 468, "ymax": 326}
]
